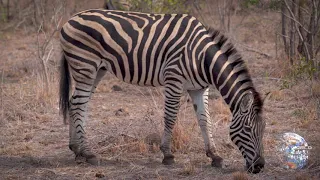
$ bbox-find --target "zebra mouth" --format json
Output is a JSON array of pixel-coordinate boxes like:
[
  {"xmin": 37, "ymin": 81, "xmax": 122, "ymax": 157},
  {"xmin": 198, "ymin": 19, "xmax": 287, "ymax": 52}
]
[
  {"xmin": 246, "ymin": 164, "xmax": 263, "ymax": 174},
  {"xmin": 246, "ymin": 157, "xmax": 265, "ymax": 174}
]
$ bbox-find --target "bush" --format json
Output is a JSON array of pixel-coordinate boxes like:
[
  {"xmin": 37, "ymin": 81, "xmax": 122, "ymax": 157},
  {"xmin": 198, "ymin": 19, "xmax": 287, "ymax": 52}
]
[
  {"xmin": 128, "ymin": 0, "xmax": 189, "ymax": 13},
  {"xmin": 241, "ymin": 0, "xmax": 260, "ymax": 8},
  {"xmin": 0, "ymin": 3, "xmax": 8, "ymax": 22}
]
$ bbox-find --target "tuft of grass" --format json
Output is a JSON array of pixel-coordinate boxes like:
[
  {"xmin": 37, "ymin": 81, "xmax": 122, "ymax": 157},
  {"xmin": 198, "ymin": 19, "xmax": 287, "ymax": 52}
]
[
  {"xmin": 2, "ymin": 70, "xmax": 58, "ymax": 125},
  {"xmin": 232, "ymin": 171, "xmax": 249, "ymax": 180},
  {"xmin": 293, "ymin": 107, "xmax": 317, "ymax": 128},
  {"xmin": 269, "ymin": 90, "xmax": 286, "ymax": 101},
  {"xmin": 270, "ymin": 120, "xmax": 277, "ymax": 126},
  {"xmin": 179, "ymin": 160, "xmax": 195, "ymax": 176},
  {"xmin": 211, "ymin": 98, "xmax": 231, "ymax": 124},
  {"xmin": 292, "ymin": 109, "xmax": 308, "ymax": 119},
  {"xmin": 311, "ymin": 82, "xmax": 320, "ymax": 97},
  {"xmin": 295, "ymin": 173, "xmax": 312, "ymax": 180},
  {"xmin": 145, "ymin": 133, "xmax": 161, "ymax": 153},
  {"xmin": 137, "ymin": 140, "xmax": 148, "ymax": 154},
  {"xmin": 172, "ymin": 122, "xmax": 190, "ymax": 153},
  {"xmin": 0, "ymin": 142, "xmax": 34, "ymax": 156},
  {"xmin": 265, "ymin": 138, "xmax": 277, "ymax": 149}
]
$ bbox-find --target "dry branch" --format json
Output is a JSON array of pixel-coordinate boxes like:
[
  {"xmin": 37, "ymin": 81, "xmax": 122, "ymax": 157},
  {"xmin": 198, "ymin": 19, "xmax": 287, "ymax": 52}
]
[
  {"xmin": 1, "ymin": 70, "xmax": 4, "ymax": 125},
  {"xmin": 241, "ymin": 45, "xmax": 272, "ymax": 59},
  {"xmin": 284, "ymin": 0, "xmax": 311, "ymax": 61}
]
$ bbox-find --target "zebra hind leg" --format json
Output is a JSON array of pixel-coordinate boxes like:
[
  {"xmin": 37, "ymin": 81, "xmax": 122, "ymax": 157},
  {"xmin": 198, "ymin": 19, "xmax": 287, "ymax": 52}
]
[
  {"xmin": 69, "ymin": 66, "xmax": 107, "ymax": 165},
  {"xmin": 69, "ymin": 82, "xmax": 99, "ymax": 165},
  {"xmin": 69, "ymin": 68, "xmax": 107, "ymax": 165},
  {"xmin": 188, "ymin": 88, "xmax": 223, "ymax": 168},
  {"xmin": 160, "ymin": 82, "xmax": 183, "ymax": 165}
]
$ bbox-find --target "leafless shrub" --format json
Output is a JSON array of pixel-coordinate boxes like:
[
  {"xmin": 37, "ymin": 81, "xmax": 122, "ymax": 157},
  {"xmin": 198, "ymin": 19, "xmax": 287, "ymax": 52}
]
[{"xmin": 281, "ymin": 0, "xmax": 320, "ymax": 75}]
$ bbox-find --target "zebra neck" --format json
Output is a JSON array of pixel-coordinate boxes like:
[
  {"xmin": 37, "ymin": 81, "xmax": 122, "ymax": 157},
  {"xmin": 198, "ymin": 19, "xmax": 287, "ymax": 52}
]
[{"xmin": 205, "ymin": 46, "xmax": 254, "ymax": 113}]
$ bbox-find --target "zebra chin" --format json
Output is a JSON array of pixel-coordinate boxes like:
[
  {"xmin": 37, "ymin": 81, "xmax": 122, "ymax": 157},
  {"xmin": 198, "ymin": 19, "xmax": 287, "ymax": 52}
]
[{"xmin": 246, "ymin": 156, "xmax": 265, "ymax": 174}]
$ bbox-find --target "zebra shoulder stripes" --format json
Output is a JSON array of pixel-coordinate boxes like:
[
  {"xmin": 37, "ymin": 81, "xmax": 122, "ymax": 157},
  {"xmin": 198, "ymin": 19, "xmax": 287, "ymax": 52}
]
[{"xmin": 59, "ymin": 9, "xmax": 266, "ymax": 173}]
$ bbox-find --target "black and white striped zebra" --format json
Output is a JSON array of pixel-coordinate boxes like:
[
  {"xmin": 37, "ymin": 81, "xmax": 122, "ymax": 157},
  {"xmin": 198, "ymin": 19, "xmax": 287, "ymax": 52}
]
[{"xmin": 59, "ymin": 9, "xmax": 266, "ymax": 173}]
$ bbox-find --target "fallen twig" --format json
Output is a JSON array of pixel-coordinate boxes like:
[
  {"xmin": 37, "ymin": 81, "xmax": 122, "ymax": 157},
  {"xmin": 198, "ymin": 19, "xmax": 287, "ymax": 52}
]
[
  {"xmin": 241, "ymin": 45, "xmax": 272, "ymax": 59},
  {"xmin": 253, "ymin": 77, "xmax": 291, "ymax": 82}
]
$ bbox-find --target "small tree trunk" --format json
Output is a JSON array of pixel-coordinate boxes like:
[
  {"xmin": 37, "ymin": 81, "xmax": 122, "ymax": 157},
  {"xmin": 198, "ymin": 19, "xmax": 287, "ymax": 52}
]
[
  {"xmin": 289, "ymin": 0, "xmax": 296, "ymax": 64},
  {"xmin": 306, "ymin": 0, "xmax": 316, "ymax": 63},
  {"xmin": 6, "ymin": 0, "xmax": 9, "ymax": 20},
  {"xmin": 281, "ymin": 1, "xmax": 289, "ymax": 57},
  {"xmin": 297, "ymin": 0, "xmax": 305, "ymax": 57}
]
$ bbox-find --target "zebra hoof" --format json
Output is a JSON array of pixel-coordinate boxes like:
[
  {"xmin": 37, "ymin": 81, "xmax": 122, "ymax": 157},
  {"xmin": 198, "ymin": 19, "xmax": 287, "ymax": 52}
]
[
  {"xmin": 69, "ymin": 144, "xmax": 80, "ymax": 154},
  {"xmin": 81, "ymin": 152, "xmax": 99, "ymax": 165},
  {"xmin": 86, "ymin": 156, "xmax": 100, "ymax": 166},
  {"xmin": 211, "ymin": 155, "xmax": 223, "ymax": 168},
  {"xmin": 75, "ymin": 155, "xmax": 86, "ymax": 164},
  {"xmin": 162, "ymin": 155, "xmax": 175, "ymax": 165}
]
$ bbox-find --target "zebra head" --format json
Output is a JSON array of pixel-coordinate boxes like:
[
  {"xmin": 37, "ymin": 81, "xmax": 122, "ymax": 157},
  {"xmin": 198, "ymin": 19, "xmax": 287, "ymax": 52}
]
[{"xmin": 230, "ymin": 91, "xmax": 265, "ymax": 173}]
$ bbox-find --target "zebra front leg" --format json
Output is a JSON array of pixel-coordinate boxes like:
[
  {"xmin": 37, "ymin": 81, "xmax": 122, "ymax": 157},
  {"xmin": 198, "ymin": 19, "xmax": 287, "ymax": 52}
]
[
  {"xmin": 160, "ymin": 83, "xmax": 183, "ymax": 165},
  {"xmin": 69, "ymin": 83, "xmax": 99, "ymax": 165},
  {"xmin": 188, "ymin": 88, "xmax": 223, "ymax": 168}
]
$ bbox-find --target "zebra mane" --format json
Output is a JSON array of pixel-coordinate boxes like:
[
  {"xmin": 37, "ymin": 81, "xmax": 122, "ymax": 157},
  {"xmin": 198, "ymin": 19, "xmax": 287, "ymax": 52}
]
[
  {"xmin": 207, "ymin": 27, "xmax": 263, "ymax": 112},
  {"xmin": 207, "ymin": 27, "xmax": 241, "ymax": 63}
]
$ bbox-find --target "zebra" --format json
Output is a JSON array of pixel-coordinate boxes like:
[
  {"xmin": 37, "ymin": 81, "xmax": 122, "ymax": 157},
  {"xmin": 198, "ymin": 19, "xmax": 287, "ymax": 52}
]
[{"xmin": 59, "ymin": 9, "xmax": 266, "ymax": 173}]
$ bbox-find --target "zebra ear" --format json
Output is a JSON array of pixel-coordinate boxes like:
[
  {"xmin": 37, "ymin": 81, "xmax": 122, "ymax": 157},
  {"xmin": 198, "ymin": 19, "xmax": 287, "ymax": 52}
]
[{"xmin": 240, "ymin": 92, "xmax": 254, "ymax": 112}]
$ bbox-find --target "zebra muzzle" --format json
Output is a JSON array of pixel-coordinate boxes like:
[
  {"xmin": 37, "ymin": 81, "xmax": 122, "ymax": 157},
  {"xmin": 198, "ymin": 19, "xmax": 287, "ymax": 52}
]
[{"xmin": 246, "ymin": 156, "xmax": 265, "ymax": 174}]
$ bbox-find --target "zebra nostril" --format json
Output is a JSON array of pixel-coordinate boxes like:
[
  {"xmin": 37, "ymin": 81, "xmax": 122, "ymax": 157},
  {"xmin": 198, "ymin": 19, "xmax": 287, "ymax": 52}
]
[
  {"xmin": 254, "ymin": 163, "xmax": 264, "ymax": 170},
  {"xmin": 247, "ymin": 164, "xmax": 263, "ymax": 174},
  {"xmin": 246, "ymin": 157, "xmax": 265, "ymax": 173}
]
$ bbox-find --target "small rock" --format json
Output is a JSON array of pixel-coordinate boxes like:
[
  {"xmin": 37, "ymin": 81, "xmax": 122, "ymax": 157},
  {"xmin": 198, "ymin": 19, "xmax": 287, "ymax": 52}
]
[
  {"xmin": 24, "ymin": 134, "xmax": 33, "ymax": 142},
  {"xmin": 95, "ymin": 172, "xmax": 105, "ymax": 178},
  {"xmin": 112, "ymin": 85, "xmax": 122, "ymax": 91},
  {"xmin": 115, "ymin": 108, "xmax": 129, "ymax": 116}
]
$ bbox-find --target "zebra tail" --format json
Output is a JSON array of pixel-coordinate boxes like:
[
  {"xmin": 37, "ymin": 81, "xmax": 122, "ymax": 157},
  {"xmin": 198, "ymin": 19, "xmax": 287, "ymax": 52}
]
[{"xmin": 59, "ymin": 54, "xmax": 71, "ymax": 125}]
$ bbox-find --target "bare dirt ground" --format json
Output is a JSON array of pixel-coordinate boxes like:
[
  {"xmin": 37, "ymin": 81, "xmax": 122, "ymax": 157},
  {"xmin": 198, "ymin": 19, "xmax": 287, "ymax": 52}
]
[{"xmin": 0, "ymin": 9, "xmax": 320, "ymax": 180}]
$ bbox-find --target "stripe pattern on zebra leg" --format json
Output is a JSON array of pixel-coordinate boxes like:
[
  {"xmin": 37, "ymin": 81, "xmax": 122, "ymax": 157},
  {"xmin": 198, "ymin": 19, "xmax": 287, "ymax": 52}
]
[
  {"xmin": 59, "ymin": 9, "xmax": 265, "ymax": 173},
  {"xmin": 188, "ymin": 88, "xmax": 222, "ymax": 168}
]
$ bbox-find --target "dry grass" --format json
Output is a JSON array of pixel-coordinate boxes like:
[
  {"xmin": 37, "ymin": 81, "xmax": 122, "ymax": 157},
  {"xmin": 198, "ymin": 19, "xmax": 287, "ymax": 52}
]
[
  {"xmin": 295, "ymin": 173, "xmax": 313, "ymax": 180},
  {"xmin": 1, "ymin": 7, "xmax": 320, "ymax": 180},
  {"xmin": 211, "ymin": 98, "xmax": 231, "ymax": 125},
  {"xmin": 232, "ymin": 171, "xmax": 249, "ymax": 180},
  {"xmin": 0, "ymin": 142, "xmax": 34, "ymax": 156},
  {"xmin": 270, "ymin": 55, "xmax": 292, "ymax": 79},
  {"xmin": 269, "ymin": 90, "xmax": 287, "ymax": 101},
  {"xmin": 172, "ymin": 121, "xmax": 191, "ymax": 153},
  {"xmin": 179, "ymin": 160, "xmax": 195, "ymax": 176},
  {"xmin": 311, "ymin": 82, "xmax": 320, "ymax": 97},
  {"xmin": 2, "ymin": 72, "xmax": 58, "ymax": 121},
  {"xmin": 296, "ymin": 107, "xmax": 317, "ymax": 128}
]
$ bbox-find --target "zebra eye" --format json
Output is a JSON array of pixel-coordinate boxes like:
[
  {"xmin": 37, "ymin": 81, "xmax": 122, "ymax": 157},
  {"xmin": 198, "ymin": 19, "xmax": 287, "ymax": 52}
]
[{"xmin": 244, "ymin": 125, "xmax": 251, "ymax": 132}]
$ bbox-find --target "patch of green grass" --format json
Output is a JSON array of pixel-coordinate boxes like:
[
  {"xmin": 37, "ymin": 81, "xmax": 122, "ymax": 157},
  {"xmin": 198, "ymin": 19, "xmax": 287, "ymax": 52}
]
[
  {"xmin": 281, "ymin": 57, "xmax": 317, "ymax": 89},
  {"xmin": 269, "ymin": 0, "xmax": 282, "ymax": 10},
  {"xmin": 292, "ymin": 109, "xmax": 307, "ymax": 119},
  {"xmin": 242, "ymin": 0, "xmax": 259, "ymax": 9},
  {"xmin": 129, "ymin": 0, "xmax": 189, "ymax": 13},
  {"xmin": 0, "ymin": 5, "xmax": 8, "ymax": 23}
]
